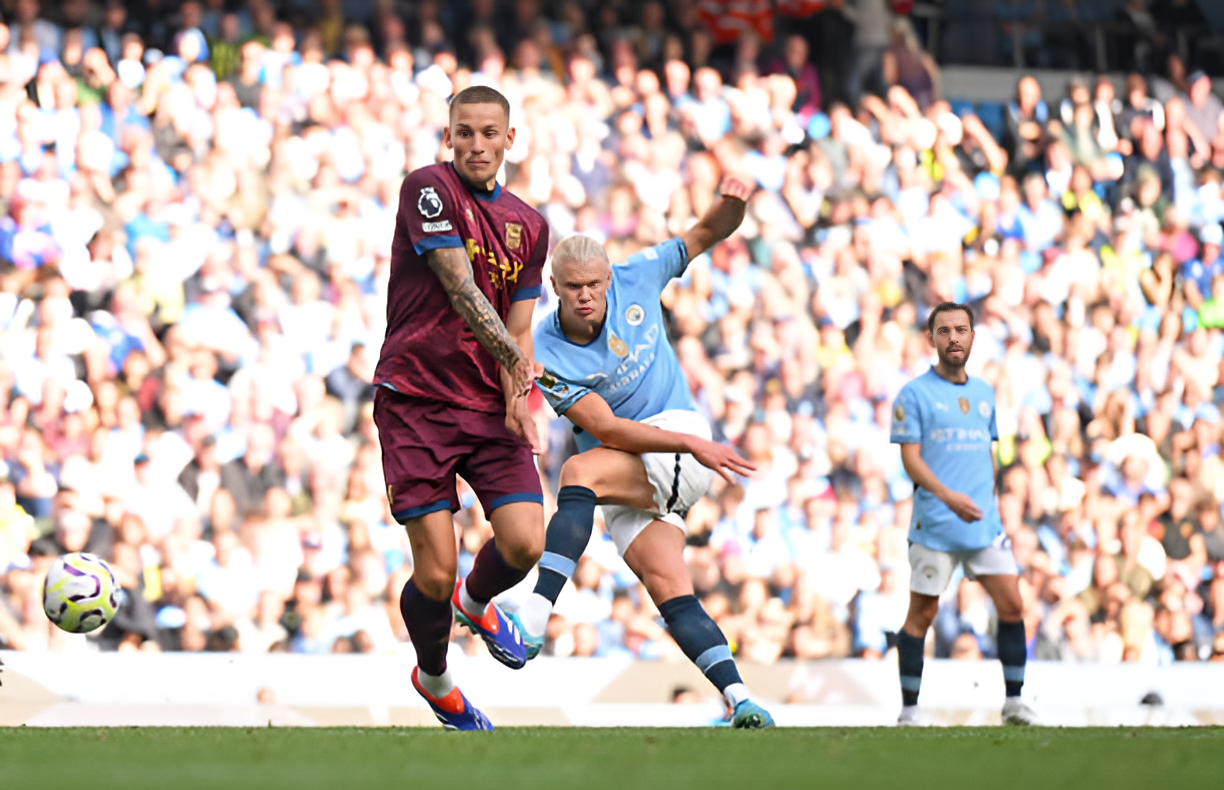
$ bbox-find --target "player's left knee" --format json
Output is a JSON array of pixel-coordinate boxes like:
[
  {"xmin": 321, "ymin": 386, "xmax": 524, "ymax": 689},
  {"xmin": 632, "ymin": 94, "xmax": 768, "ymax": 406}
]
[
  {"xmin": 558, "ymin": 455, "xmax": 600, "ymax": 491},
  {"xmin": 499, "ymin": 528, "xmax": 544, "ymax": 570},
  {"xmin": 995, "ymin": 594, "xmax": 1024, "ymax": 622},
  {"xmin": 998, "ymin": 603, "xmax": 1024, "ymax": 622}
]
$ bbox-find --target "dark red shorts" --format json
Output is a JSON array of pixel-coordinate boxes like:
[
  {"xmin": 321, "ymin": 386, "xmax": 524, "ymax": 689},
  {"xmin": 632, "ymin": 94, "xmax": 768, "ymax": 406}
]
[{"xmin": 373, "ymin": 386, "xmax": 542, "ymax": 523}]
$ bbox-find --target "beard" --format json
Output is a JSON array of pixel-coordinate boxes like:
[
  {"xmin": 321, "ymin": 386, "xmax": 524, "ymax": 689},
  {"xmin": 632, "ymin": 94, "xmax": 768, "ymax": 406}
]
[{"xmin": 937, "ymin": 343, "xmax": 970, "ymax": 368}]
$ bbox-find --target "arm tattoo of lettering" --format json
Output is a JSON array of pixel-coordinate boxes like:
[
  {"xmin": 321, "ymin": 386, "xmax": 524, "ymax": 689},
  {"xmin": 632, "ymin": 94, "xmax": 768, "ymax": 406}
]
[{"xmin": 426, "ymin": 246, "xmax": 528, "ymax": 373}]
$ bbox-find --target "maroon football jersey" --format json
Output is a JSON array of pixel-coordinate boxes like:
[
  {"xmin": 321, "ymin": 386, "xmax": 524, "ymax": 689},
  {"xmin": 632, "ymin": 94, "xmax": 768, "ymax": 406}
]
[{"xmin": 375, "ymin": 163, "xmax": 548, "ymax": 413}]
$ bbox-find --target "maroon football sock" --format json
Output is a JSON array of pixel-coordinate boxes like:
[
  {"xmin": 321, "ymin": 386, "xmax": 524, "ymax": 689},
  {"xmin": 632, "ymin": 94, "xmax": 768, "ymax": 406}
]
[
  {"xmin": 464, "ymin": 538, "xmax": 530, "ymax": 605},
  {"xmin": 399, "ymin": 577, "xmax": 453, "ymax": 675}
]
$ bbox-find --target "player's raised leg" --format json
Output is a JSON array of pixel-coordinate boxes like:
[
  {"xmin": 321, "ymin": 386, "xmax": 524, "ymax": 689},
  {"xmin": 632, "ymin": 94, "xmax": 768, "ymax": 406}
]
[
  {"xmin": 400, "ymin": 509, "xmax": 492, "ymax": 730},
  {"xmin": 451, "ymin": 428, "xmax": 546, "ymax": 669},
  {"xmin": 978, "ymin": 573, "xmax": 1036, "ymax": 725},
  {"xmin": 624, "ymin": 519, "xmax": 774, "ymax": 729},
  {"xmin": 517, "ymin": 447, "xmax": 657, "ymax": 653},
  {"xmin": 453, "ymin": 500, "xmax": 544, "ymax": 668}
]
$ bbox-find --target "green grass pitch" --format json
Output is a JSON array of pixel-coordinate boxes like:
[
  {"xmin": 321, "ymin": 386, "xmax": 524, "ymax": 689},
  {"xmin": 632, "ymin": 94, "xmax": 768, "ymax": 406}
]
[{"xmin": 2, "ymin": 727, "xmax": 1221, "ymax": 790}]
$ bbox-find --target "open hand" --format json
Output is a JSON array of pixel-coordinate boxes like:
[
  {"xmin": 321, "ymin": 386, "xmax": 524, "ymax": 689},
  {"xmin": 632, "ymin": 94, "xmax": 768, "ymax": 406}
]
[{"xmin": 689, "ymin": 438, "xmax": 757, "ymax": 485}]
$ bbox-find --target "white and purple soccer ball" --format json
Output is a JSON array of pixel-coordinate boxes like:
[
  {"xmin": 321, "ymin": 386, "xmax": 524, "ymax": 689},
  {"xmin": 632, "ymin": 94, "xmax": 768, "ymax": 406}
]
[{"xmin": 42, "ymin": 552, "xmax": 121, "ymax": 634}]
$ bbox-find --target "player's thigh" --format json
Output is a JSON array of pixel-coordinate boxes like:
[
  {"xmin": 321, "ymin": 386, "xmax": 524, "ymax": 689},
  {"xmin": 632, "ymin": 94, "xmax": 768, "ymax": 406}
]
[
  {"xmin": 487, "ymin": 500, "xmax": 545, "ymax": 571},
  {"xmin": 621, "ymin": 517, "xmax": 694, "ymax": 605},
  {"xmin": 907, "ymin": 541, "xmax": 958, "ymax": 598},
  {"xmin": 559, "ymin": 447, "xmax": 656, "ymax": 511},
  {"xmin": 976, "ymin": 574, "xmax": 1024, "ymax": 621},
  {"xmin": 401, "ymin": 508, "xmax": 460, "ymax": 601},
  {"xmin": 374, "ymin": 388, "xmax": 462, "ymax": 520},
  {"xmin": 456, "ymin": 412, "xmax": 544, "ymax": 514},
  {"xmin": 967, "ymin": 534, "xmax": 1023, "ymax": 620}
]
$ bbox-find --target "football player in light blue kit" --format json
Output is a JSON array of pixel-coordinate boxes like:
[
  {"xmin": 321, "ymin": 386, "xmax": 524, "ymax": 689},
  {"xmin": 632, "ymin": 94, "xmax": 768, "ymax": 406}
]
[
  {"xmin": 891, "ymin": 302, "xmax": 1036, "ymax": 726},
  {"xmin": 516, "ymin": 177, "xmax": 775, "ymax": 728}
]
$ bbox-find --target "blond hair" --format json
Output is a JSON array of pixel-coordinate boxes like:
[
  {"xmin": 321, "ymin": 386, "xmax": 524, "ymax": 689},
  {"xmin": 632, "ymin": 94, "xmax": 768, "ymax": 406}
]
[{"xmin": 550, "ymin": 235, "xmax": 609, "ymax": 272}]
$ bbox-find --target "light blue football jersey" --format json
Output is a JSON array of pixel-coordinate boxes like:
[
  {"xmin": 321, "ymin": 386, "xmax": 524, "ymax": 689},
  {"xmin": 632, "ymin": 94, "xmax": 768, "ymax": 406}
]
[
  {"xmin": 535, "ymin": 238, "xmax": 696, "ymax": 453},
  {"xmin": 890, "ymin": 367, "xmax": 1002, "ymax": 552}
]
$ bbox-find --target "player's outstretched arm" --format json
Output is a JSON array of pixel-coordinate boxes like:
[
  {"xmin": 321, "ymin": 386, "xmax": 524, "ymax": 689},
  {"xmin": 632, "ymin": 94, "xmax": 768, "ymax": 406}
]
[
  {"xmin": 681, "ymin": 176, "xmax": 754, "ymax": 261},
  {"xmin": 565, "ymin": 393, "xmax": 755, "ymax": 484},
  {"xmin": 899, "ymin": 443, "xmax": 983, "ymax": 523},
  {"xmin": 425, "ymin": 246, "xmax": 539, "ymax": 398}
]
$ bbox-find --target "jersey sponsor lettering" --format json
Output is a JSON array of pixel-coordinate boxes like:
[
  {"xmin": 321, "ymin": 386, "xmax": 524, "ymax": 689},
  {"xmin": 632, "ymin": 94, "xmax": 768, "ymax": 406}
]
[
  {"xmin": 891, "ymin": 368, "xmax": 1002, "ymax": 553},
  {"xmin": 465, "ymin": 236, "xmax": 524, "ymax": 290}
]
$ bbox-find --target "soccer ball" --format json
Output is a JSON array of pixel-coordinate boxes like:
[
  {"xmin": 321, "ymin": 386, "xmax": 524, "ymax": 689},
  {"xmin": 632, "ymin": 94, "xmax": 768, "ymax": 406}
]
[{"xmin": 42, "ymin": 552, "xmax": 121, "ymax": 634}]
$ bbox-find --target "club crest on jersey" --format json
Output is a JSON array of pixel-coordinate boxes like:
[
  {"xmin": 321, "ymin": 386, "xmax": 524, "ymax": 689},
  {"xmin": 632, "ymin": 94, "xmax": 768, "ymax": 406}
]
[
  {"xmin": 505, "ymin": 223, "xmax": 522, "ymax": 250},
  {"xmin": 625, "ymin": 304, "xmax": 644, "ymax": 326},
  {"xmin": 959, "ymin": 397, "xmax": 970, "ymax": 414},
  {"xmin": 608, "ymin": 331, "xmax": 629, "ymax": 358},
  {"xmin": 418, "ymin": 186, "xmax": 443, "ymax": 219},
  {"xmin": 978, "ymin": 401, "xmax": 991, "ymax": 418}
]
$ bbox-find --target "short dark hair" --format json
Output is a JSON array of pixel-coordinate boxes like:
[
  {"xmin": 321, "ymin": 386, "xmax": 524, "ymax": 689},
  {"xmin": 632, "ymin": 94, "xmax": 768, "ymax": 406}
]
[
  {"xmin": 927, "ymin": 302, "xmax": 974, "ymax": 335},
  {"xmin": 449, "ymin": 85, "xmax": 510, "ymax": 124}
]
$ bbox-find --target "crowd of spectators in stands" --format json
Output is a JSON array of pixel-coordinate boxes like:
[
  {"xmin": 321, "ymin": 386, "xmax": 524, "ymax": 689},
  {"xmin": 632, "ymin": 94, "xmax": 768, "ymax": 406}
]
[{"xmin": 2, "ymin": 1, "xmax": 1224, "ymax": 680}]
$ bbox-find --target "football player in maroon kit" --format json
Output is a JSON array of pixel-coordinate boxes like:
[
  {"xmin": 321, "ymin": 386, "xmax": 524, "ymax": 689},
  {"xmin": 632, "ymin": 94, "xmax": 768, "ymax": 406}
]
[{"xmin": 373, "ymin": 85, "xmax": 547, "ymax": 729}]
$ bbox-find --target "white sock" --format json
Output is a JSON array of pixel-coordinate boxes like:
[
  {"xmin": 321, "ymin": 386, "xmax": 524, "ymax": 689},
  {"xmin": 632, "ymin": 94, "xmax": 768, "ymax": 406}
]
[
  {"xmin": 416, "ymin": 667, "xmax": 455, "ymax": 698},
  {"xmin": 518, "ymin": 592, "xmax": 552, "ymax": 639},
  {"xmin": 457, "ymin": 579, "xmax": 487, "ymax": 618},
  {"xmin": 723, "ymin": 682, "xmax": 751, "ymax": 708}
]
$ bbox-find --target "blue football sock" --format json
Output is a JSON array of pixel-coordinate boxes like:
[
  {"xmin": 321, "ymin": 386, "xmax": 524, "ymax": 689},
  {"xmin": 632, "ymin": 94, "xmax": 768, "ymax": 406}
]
[
  {"xmin": 658, "ymin": 595, "xmax": 743, "ymax": 694},
  {"xmin": 997, "ymin": 620, "xmax": 1026, "ymax": 697},
  {"xmin": 897, "ymin": 630, "xmax": 925, "ymax": 707},
  {"xmin": 532, "ymin": 485, "xmax": 597, "ymax": 603}
]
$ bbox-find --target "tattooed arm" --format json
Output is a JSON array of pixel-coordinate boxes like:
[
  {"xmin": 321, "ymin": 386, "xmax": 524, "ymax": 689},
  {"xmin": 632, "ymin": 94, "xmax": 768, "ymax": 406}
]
[{"xmin": 425, "ymin": 246, "xmax": 540, "ymax": 400}]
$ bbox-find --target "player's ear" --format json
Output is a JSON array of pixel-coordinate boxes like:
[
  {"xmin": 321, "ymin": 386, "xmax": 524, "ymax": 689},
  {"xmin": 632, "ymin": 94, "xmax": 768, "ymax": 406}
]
[
  {"xmin": 442, "ymin": 125, "xmax": 452, "ymax": 149},
  {"xmin": 505, "ymin": 126, "xmax": 516, "ymax": 150},
  {"xmin": 549, "ymin": 273, "xmax": 557, "ymax": 295}
]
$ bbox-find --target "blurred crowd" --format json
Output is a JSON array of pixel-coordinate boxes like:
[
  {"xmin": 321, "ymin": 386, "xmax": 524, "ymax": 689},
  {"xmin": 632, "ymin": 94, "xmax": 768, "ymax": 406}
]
[{"xmin": 1, "ymin": 0, "xmax": 1224, "ymax": 677}]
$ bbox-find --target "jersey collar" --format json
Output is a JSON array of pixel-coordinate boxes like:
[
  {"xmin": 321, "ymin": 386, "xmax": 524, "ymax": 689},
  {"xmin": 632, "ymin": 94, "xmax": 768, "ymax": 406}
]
[{"xmin": 929, "ymin": 365, "xmax": 970, "ymax": 385}]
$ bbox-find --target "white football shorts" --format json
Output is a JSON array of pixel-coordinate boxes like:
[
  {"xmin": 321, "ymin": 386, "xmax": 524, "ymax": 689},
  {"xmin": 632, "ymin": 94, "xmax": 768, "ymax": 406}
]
[
  {"xmin": 602, "ymin": 409, "xmax": 714, "ymax": 556},
  {"xmin": 908, "ymin": 530, "xmax": 1019, "ymax": 596}
]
